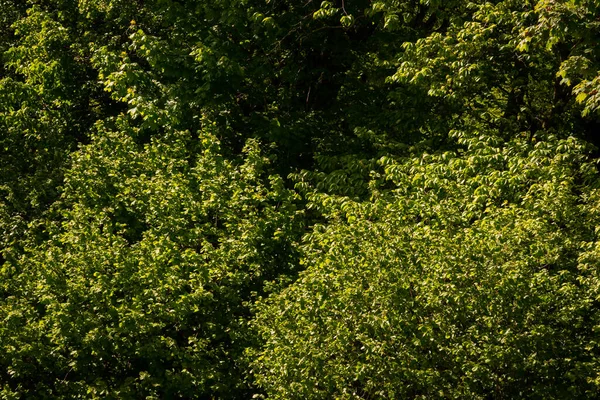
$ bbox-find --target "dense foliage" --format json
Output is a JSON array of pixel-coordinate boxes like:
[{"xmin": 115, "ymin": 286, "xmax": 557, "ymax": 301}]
[{"xmin": 1, "ymin": 0, "xmax": 600, "ymax": 398}]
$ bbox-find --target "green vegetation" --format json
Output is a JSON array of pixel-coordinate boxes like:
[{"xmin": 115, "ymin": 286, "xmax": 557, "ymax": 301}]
[{"xmin": 1, "ymin": 0, "xmax": 600, "ymax": 398}]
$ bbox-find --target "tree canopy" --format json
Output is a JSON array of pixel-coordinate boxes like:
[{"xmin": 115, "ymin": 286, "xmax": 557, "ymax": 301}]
[{"xmin": 1, "ymin": 0, "xmax": 600, "ymax": 398}]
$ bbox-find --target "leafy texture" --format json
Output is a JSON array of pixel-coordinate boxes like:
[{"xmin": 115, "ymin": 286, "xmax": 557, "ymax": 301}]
[
  {"xmin": 2, "ymin": 0, "xmax": 600, "ymax": 398},
  {"xmin": 1, "ymin": 127, "xmax": 300, "ymax": 398},
  {"xmin": 254, "ymin": 135, "xmax": 600, "ymax": 399}
]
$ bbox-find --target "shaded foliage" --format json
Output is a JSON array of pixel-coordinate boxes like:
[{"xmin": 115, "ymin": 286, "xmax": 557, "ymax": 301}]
[{"xmin": 2, "ymin": 0, "xmax": 600, "ymax": 398}]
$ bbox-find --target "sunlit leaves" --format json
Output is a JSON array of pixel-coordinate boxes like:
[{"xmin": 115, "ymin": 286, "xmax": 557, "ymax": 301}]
[
  {"xmin": 254, "ymin": 135, "xmax": 600, "ymax": 398},
  {"xmin": 2, "ymin": 0, "xmax": 600, "ymax": 397},
  {"xmin": 1, "ymin": 126, "xmax": 301, "ymax": 398}
]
